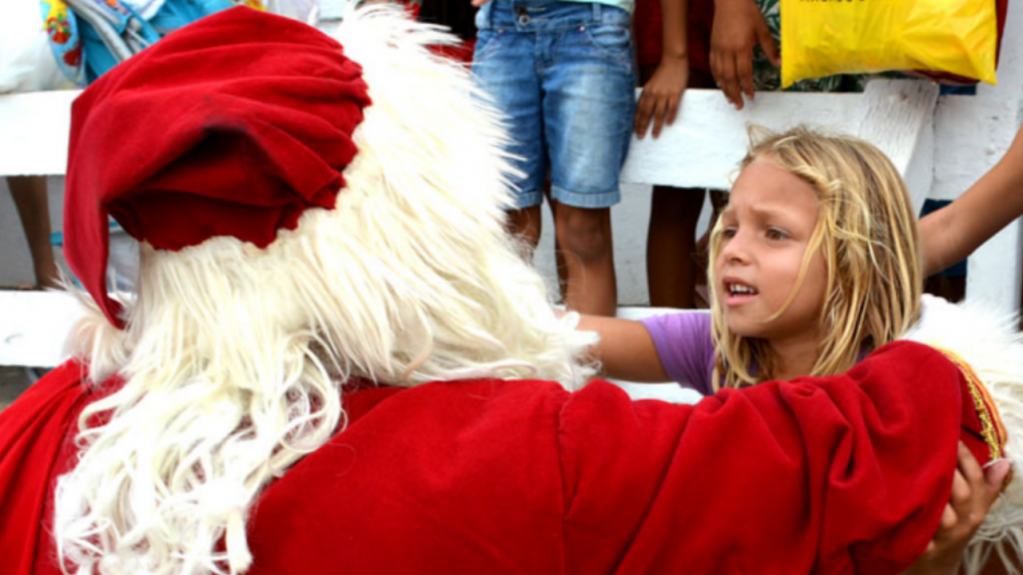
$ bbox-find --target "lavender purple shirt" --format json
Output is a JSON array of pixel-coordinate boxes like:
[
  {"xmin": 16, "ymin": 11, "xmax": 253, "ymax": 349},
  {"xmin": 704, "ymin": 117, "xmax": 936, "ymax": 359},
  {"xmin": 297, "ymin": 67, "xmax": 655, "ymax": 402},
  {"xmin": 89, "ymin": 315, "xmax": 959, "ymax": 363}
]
[{"xmin": 640, "ymin": 312, "xmax": 716, "ymax": 395}]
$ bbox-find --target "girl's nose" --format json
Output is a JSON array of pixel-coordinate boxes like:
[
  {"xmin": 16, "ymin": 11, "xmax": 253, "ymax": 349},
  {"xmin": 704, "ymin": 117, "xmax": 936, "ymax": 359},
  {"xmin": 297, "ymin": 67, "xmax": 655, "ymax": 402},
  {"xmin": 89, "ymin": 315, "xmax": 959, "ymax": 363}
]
[{"xmin": 719, "ymin": 231, "xmax": 751, "ymax": 265}]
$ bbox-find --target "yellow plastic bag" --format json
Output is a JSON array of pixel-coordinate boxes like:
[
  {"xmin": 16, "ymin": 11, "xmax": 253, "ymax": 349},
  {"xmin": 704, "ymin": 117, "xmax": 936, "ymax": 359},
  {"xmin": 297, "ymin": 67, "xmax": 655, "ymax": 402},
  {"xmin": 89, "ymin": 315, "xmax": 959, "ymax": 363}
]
[{"xmin": 781, "ymin": 0, "xmax": 999, "ymax": 88}]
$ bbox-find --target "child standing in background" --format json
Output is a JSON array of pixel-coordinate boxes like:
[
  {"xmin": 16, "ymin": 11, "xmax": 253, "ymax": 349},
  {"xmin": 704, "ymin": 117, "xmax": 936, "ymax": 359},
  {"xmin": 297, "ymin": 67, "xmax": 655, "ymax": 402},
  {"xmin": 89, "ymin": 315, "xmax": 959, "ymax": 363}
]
[
  {"xmin": 0, "ymin": 0, "xmax": 73, "ymax": 289},
  {"xmin": 633, "ymin": 0, "xmax": 710, "ymax": 309},
  {"xmin": 471, "ymin": 0, "xmax": 686, "ymax": 316}
]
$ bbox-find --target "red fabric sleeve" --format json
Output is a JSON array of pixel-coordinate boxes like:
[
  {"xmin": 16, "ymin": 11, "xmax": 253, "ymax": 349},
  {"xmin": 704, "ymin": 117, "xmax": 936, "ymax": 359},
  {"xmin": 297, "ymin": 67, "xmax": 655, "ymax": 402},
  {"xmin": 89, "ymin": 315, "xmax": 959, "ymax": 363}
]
[
  {"xmin": 0, "ymin": 361, "xmax": 93, "ymax": 575},
  {"xmin": 559, "ymin": 341, "xmax": 965, "ymax": 575},
  {"xmin": 0, "ymin": 340, "xmax": 981, "ymax": 575}
]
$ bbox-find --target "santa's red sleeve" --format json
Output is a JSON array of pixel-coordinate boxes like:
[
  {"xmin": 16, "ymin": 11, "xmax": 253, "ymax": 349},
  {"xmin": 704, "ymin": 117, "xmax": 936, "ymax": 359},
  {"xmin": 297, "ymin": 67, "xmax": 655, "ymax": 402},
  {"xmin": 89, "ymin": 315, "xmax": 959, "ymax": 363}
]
[
  {"xmin": 0, "ymin": 361, "xmax": 94, "ymax": 575},
  {"xmin": 558, "ymin": 340, "xmax": 999, "ymax": 575}
]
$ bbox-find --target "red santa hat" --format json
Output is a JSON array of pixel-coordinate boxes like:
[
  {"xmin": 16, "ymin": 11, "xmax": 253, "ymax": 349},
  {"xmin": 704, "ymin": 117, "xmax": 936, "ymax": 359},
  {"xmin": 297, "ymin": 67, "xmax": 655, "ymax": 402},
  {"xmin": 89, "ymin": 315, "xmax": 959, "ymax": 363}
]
[{"xmin": 63, "ymin": 6, "xmax": 372, "ymax": 329}]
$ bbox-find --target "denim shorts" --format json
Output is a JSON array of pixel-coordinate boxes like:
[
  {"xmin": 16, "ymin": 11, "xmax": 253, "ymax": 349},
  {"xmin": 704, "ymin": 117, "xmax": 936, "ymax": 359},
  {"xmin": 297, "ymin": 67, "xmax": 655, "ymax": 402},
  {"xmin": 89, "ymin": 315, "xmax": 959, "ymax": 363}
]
[{"xmin": 472, "ymin": 0, "xmax": 635, "ymax": 209}]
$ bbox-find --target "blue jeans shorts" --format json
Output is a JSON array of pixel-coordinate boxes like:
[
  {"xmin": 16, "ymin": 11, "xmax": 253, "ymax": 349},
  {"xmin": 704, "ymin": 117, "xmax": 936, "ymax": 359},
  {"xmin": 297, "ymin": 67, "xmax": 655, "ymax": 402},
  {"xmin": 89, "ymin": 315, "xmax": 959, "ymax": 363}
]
[{"xmin": 472, "ymin": 0, "xmax": 636, "ymax": 209}]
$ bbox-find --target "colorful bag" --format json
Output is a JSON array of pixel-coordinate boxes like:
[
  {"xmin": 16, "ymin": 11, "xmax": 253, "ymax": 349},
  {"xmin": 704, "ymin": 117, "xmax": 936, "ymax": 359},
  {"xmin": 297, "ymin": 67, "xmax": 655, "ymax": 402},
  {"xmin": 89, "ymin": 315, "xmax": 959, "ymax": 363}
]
[
  {"xmin": 781, "ymin": 0, "xmax": 1006, "ymax": 88},
  {"xmin": 41, "ymin": 0, "xmax": 264, "ymax": 85}
]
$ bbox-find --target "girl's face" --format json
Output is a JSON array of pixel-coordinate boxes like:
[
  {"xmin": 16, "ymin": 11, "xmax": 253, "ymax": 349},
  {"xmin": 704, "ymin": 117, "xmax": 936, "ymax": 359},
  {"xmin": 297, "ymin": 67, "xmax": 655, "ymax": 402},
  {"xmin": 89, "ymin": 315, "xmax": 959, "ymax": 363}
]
[{"xmin": 715, "ymin": 157, "xmax": 828, "ymax": 345}]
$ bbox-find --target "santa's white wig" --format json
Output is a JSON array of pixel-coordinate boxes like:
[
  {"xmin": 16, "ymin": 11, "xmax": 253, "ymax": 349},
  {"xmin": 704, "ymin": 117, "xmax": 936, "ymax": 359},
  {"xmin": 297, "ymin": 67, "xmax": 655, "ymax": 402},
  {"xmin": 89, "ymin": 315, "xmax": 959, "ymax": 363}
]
[{"xmin": 54, "ymin": 5, "xmax": 597, "ymax": 574}]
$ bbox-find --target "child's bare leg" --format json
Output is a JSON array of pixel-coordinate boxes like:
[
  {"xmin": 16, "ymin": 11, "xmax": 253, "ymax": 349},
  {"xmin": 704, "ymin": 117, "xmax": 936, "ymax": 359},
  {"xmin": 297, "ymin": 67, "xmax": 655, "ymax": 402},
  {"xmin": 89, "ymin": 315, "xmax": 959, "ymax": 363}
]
[
  {"xmin": 506, "ymin": 206, "xmax": 542, "ymax": 257},
  {"xmin": 647, "ymin": 187, "xmax": 706, "ymax": 308},
  {"xmin": 644, "ymin": 69, "xmax": 716, "ymax": 308},
  {"xmin": 8, "ymin": 176, "xmax": 60, "ymax": 288},
  {"xmin": 555, "ymin": 204, "xmax": 616, "ymax": 316},
  {"xmin": 546, "ymin": 187, "xmax": 568, "ymax": 300}
]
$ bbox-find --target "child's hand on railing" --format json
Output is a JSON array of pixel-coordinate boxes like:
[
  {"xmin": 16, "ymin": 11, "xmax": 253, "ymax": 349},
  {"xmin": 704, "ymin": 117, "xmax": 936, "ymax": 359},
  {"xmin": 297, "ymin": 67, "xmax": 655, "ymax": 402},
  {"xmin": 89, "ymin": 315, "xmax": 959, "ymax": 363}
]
[
  {"xmin": 708, "ymin": 0, "xmax": 778, "ymax": 110},
  {"xmin": 634, "ymin": 54, "xmax": 689, "ymax": 139}
]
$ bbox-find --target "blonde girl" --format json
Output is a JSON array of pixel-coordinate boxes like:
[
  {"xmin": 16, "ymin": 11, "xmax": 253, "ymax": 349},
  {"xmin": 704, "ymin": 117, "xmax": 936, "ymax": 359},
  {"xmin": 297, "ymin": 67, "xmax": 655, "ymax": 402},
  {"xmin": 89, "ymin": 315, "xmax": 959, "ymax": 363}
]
[
  {"xmin": 711, "ymin": 127, "xmax": 921, "ymax": 387},
  {"xmin": 587, "ymin": 127, "xmax": 920, "ymax": 389},
  {"xmin": 583, "ymin": 126, "xmax": 1009, "ymax": 575}
]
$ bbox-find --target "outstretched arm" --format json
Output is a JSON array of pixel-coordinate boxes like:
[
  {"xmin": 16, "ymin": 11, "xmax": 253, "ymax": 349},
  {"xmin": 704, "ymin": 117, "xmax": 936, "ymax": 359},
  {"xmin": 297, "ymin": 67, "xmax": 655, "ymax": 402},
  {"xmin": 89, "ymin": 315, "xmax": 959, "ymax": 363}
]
[
  {"xmin": 920, "ymin": 125, "xmax": 1023, "ymax": 277},
  {"xmin": 576, "ymin": 314, "xmax": 670, "ymax": 382}
]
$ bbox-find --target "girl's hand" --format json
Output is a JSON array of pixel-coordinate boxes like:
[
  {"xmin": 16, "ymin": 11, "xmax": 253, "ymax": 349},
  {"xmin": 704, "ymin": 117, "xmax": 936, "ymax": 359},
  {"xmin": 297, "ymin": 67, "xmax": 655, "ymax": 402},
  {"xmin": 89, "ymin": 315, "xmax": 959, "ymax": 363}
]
[
  {"xmin": 904, "ymin": 443, "xmax": 1011, "ymax": 575},
  {"xmin": 635, "ymin": 55, "xmax": 689, "ymax": 139},
  {"xmin": 709, "ymin": 0, "xmax": 778, "ymax": 110}
]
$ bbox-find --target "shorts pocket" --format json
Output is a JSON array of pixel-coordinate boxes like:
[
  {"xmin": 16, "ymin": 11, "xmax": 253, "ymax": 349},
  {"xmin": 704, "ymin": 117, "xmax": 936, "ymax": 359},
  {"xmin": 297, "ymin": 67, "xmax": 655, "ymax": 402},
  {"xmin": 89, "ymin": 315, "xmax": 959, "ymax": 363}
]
[
  {"xmin": 582, "ymin": 23, "xmax": 631, "ymax": 67},
  {"xmin": 472, "ymin": 29, "xmax": 502, "ymax": 64}
]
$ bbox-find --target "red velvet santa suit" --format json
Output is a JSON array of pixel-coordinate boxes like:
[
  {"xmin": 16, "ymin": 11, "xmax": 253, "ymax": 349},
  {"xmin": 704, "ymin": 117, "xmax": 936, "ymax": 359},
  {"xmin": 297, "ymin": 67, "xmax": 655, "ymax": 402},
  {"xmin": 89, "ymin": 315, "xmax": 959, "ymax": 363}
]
[{"xmin": 0, "ymin": 341, "xmax": 1005, "ymax": 575}]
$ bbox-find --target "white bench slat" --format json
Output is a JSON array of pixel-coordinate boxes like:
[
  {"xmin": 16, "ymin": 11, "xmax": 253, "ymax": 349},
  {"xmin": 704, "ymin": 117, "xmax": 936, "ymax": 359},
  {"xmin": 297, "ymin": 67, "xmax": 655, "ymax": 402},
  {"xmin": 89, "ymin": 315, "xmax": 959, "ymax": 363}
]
[
  {"xmin": 621, "ymin": 88, "xmax": 864, "ymax": 191},
  {"xmin": 0, "ymin": 91, "xmax": 79, "ymax": 177},
  {"xmin": 855, "ymin": 80, "xmax": 939, "ymax": 215},
  {"xmin": 0, "ymin": 79, "xmax": 1017, "ymax": 371},
  {"xmin": 622, "ymin": 80, "xmax": 939, "ymax": 215},
  {"xmin": 0, "ymin": 291, "xmax": 85, "ymax": 368},
  {"xmin": 0, "ymin": 291, "xmax": 703, "ymax": 404}
]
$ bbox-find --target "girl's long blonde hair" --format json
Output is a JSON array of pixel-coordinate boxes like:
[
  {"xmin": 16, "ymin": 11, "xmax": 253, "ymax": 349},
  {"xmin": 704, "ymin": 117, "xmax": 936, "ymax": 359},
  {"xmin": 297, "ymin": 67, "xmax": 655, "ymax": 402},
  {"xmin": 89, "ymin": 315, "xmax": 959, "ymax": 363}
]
[{"xmin": 710, "ymin": 127, "xmax": 923, "ymax": 389}]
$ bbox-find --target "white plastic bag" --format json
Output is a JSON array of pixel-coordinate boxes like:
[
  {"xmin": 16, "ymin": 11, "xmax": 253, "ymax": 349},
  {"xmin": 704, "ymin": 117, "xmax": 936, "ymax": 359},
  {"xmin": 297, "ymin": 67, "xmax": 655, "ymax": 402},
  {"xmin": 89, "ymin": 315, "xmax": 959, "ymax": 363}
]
[{"xmin": 0, "ymin": 1, "xmax": 71, "ymax": 93}]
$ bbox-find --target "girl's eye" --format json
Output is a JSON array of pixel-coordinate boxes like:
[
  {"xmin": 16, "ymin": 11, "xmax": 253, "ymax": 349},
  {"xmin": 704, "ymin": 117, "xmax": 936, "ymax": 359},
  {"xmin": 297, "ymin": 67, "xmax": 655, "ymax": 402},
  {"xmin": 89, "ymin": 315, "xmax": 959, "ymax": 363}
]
[
  {"xmin": 721, "ymin": 227, "xmax": 738, "ymax": 239},
  {"xmin": 766, "ymin": 227, "xmax": 788, "ymax": 241}
]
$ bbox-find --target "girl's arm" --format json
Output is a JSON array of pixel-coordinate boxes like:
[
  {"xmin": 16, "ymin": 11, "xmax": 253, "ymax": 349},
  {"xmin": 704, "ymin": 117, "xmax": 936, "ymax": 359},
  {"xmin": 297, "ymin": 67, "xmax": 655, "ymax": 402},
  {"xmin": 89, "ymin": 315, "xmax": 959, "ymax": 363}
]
[
  {"xmin": 634, "ymin": 0, "xmax": 689, "ymax": 139},
  {"xmin": 576, "ymin": 315, "xmax": 670, "ymax": 382},
  {"xmin": 919, "ymin": 125, "xmax": 1023, "ymax": 277}
]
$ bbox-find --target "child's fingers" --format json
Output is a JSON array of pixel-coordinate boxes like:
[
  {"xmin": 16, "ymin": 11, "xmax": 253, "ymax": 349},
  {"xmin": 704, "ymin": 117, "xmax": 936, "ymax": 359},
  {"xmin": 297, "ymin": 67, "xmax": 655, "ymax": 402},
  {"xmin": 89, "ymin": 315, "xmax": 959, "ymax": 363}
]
[
  {"xmin": 958, "ymin": 441, "xmax": 984, "ymax": 485},
  {"xmin": 709, "ymin": 52, "xmax": 723, "ymax": 106},
  {"xmin": 633, "ymin": 94, "xmax": 653, "ymax": 138},
  {"xmin": 756, "ymin": 21, "xmax": 780, "ymax": 67},
  {"xmin": 650, "ymin": 98, "xmax": 668, "ymax": 139},
  {"xmin": 736, "ymin": 49, "xmax": 755, "ymax": 101},
  {"xmin": 954, "ymin": 442, "xmax": 993, "ymax": 526},
  {"xmin": 665, "ymin": 92, "xmax": 680, "ymax": 127},
  {"xmin": 949, "ymin": 464, "xmax": 972, "ymax": 512},
  {"xmin": 715, "ymin": 54, "xmax": 743, "ymax": 110},
  {"xmin": 939, "ymin": 501, "xmax": 958, "ymax": 532},
  {"xmin": 984, "ymin": 460, "xmax": 1011, "ymax": 502},
  {"xmin": 934, "ymin": 443, "xmax": 1006, "ymax": 546}
]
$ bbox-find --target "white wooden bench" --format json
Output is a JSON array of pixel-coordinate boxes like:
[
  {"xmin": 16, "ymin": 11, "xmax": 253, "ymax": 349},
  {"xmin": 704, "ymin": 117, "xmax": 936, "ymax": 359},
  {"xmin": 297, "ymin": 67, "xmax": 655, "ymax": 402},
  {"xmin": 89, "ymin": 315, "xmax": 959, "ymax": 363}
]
[
  {"xmin": 0, "ymin": 289, "xmax": 703, "ymax": 402},
  {"xmin": 1, "ymin": 76, "xmax": 1021, "ymax": 371},
  {"xmin": 622, "ymin": 80, "xmax": 939, "ymax": 214}
]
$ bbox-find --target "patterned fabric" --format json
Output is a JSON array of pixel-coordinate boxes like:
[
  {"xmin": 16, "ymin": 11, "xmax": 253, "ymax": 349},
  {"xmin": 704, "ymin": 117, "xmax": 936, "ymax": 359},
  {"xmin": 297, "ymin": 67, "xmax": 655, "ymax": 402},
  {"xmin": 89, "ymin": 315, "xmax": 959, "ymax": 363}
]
[
  {"xmin": 41, "ymin": 0, "xmax": 84, "ymax": 85},
  {"xmin": 636, "ymin": 0, "xmax": 869, "ymax": 91},
  {"xmin": 40, "ymin": 0, "xmax": 266, "ymax": 86},
  {"xmin": 938, "ymin": 348, "xmax": 1009, "ymax": 463}
]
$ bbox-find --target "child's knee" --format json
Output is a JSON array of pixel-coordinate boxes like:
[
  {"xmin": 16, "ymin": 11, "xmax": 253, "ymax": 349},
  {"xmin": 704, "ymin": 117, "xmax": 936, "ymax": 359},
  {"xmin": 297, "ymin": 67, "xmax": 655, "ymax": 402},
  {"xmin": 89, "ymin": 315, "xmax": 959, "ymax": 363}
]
[{"xmin": 555, "ymin": 207, "xmax": 613, "ymax": 261}]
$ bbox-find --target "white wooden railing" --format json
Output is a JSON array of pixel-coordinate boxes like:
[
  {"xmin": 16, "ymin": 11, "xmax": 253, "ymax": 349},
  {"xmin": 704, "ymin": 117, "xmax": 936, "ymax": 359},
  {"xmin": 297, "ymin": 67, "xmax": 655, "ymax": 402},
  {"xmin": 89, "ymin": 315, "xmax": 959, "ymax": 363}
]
[{"xmin": 2, "ymin": 74, "xmax": 1022, "ymax": 369}]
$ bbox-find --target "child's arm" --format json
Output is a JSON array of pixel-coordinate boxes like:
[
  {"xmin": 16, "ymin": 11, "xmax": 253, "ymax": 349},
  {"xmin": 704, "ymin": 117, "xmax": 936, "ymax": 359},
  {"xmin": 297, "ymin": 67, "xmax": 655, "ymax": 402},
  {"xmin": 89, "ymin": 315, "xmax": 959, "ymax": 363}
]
[
  {"xmin": 708, "ymin": 0, "xmax": 779, "ymax": 110},
  {"xmin": 634, "ymin": 0, "xmax": 689, "ymax": 139},
  {"xmin": 919, "ymin": 125, "xmax": 1023, "ymax": 277},
  {"xmin": 577, "ymin": 315, "xmax": 670, "ymax": 382},
  {"xmin": 904, "ymin": 443, "xmax": 1010, "ymax": 575}
]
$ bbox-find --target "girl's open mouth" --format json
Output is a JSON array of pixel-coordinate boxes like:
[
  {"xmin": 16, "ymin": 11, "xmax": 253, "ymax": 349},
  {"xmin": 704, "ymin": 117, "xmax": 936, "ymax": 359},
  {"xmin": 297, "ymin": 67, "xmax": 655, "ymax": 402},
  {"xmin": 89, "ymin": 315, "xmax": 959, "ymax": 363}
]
[{"xmin": 724, "ymin": 281, "xmax": 759, "ymax": 304}]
